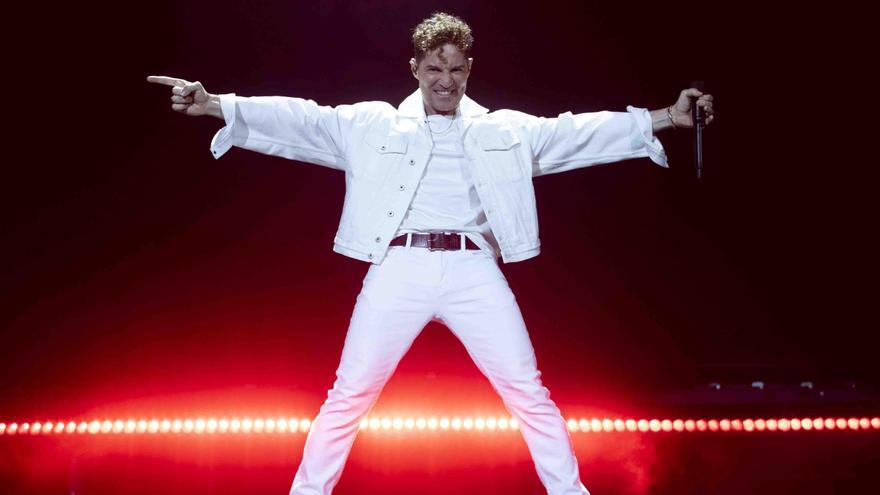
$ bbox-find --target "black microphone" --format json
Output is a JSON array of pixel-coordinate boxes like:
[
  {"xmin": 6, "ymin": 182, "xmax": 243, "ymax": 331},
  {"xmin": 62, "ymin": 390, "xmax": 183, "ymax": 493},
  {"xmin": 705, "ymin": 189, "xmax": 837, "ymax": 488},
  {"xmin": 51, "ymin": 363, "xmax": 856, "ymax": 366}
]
[{"xmin": 690, "ymin": 80, "xmax": 707, "ymax": 179}]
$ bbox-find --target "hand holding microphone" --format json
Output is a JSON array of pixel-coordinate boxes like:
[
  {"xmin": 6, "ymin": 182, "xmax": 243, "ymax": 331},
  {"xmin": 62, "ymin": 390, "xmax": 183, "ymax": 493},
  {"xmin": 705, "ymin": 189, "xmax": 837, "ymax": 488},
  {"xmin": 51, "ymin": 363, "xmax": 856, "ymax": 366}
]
[{"xmin": 668, "ymin": 83, "xmax": 715, "ymax": 179}]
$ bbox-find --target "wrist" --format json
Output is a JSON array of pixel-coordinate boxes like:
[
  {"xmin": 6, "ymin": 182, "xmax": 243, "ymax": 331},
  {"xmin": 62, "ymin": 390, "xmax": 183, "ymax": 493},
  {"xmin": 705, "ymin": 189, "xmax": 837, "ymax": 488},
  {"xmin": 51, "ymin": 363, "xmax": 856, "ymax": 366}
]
[
  {"xmin": 650, "ymin": 106, "xmax": 676, "ymax": 133},
  {"xmin": 206, "ymin": 94, "xmax": 224, "ymax": 119},
  {"xmin": 666, "ymin": 106, "xmax": 679, "ymax": 130}
]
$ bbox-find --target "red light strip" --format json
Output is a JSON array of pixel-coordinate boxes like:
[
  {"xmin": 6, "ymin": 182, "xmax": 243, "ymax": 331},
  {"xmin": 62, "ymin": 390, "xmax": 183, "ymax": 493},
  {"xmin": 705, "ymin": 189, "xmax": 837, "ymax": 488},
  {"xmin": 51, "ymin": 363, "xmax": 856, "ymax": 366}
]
[{"xmin": 1, "ymin": 416, "xmax": 878, "ymax": 436}]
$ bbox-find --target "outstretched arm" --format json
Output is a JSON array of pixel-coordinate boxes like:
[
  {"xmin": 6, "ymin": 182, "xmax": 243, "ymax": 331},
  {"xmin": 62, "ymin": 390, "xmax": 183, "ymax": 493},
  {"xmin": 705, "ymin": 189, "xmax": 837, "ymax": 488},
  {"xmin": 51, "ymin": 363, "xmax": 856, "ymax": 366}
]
[
  {"xmin": 147, "ymin": 75, "xmax": 224, "ymax": 119},
  {"xmin": 146, "ymin": 74, "xmax": 365, "ymax": 170},
  {"xmin": 524, "ymin": 86, "xmax": 716, "ymax": 176},
  {"xmin": 650, "ymin": 88, "xmax": 715, "ymax": 132}
]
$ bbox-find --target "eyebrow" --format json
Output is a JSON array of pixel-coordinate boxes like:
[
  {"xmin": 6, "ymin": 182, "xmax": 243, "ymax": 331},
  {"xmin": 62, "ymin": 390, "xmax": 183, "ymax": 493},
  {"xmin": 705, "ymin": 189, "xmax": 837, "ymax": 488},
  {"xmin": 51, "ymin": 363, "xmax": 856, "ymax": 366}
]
[{"xmin": 426, "ymin": 64, "xmax": 466, "ymax": 70}]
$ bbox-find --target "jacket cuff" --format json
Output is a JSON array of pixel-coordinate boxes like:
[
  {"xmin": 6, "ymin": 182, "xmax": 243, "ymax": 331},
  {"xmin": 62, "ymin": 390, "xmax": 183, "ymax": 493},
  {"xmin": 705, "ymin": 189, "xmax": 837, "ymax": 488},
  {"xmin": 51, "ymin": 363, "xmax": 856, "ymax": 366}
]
[
  {"xmin": 209, "ymin": 93, "xmax": 238, "ymax": 159},
  {"xmin": 626, "ymin": 105, "xmax": 668, "ymax": 168}
]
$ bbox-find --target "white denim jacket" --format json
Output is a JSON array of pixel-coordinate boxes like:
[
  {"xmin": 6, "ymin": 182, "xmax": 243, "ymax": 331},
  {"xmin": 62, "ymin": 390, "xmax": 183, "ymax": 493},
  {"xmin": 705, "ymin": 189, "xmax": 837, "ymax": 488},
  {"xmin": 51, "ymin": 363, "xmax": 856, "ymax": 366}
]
[{"xmin": 210, "ymin": 90, "xmax": 667, "ymax": 264}]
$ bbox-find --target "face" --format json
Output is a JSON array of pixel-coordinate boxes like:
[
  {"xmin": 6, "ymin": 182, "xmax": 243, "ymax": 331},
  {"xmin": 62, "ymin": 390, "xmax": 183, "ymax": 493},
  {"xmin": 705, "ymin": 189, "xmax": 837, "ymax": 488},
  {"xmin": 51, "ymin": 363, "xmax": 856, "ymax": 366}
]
[{"xmin": 411, "ymin": 43, "xmax": 473, "ymax": 116}]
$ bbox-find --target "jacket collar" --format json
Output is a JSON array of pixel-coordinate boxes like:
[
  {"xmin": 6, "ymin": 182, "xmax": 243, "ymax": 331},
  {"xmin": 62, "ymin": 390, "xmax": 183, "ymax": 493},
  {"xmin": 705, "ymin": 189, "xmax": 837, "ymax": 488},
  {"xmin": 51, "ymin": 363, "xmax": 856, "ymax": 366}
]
[{"xmin": 397, "ymin": 89, "xmax": 489, "ymax": 119}]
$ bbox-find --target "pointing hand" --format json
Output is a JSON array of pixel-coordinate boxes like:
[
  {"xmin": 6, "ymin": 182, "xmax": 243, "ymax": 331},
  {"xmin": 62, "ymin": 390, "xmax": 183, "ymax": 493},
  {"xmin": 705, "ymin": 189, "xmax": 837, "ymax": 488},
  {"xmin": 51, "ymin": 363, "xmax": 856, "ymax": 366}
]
[{"xmin": 147, "ymin": 75, "xmax": 217, "ymax": 117}]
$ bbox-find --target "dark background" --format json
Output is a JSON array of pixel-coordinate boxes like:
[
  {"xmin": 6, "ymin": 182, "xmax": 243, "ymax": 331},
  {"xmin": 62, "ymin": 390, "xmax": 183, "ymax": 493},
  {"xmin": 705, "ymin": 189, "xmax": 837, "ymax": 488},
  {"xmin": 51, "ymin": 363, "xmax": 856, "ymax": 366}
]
[{"xmin": 1, "ymin": 1, "xmax": 877, "ymax": 494}]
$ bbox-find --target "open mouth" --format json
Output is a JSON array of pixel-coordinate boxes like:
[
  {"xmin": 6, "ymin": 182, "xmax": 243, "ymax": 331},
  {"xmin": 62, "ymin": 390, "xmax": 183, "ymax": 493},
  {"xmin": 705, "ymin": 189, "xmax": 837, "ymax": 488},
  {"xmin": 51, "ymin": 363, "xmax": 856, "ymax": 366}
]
[{"xmin": 434, "ymin": 89, "xmax": 456, "ymax": 97}]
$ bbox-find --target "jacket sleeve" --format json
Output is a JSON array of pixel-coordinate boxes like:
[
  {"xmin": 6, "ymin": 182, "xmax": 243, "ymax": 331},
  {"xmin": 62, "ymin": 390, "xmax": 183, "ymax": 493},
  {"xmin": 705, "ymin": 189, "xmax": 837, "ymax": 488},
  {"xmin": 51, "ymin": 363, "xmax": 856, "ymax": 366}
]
[
  {"xmin": 209, "ymin": 94, "xmax": 361, "ymax": 172},
  {"xmin": 521, "ymin": 106, "xmax": 668, "ymax": 177}
]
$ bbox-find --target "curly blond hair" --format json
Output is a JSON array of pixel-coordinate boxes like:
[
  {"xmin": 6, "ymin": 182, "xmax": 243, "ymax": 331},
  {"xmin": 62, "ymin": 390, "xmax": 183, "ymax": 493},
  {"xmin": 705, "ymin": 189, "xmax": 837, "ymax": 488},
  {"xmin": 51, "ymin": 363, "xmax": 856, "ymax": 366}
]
[{"xmin": 411, "ymin": 12, "xmax": 474, "ymax": 62}]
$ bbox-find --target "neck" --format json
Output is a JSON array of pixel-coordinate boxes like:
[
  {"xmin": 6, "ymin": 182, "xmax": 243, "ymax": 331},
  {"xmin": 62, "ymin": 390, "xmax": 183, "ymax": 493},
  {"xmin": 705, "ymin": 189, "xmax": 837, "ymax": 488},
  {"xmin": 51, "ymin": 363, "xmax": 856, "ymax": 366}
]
[{"xmin": 423, "ymin": 103, "xmax": 457, "ymax": 117}]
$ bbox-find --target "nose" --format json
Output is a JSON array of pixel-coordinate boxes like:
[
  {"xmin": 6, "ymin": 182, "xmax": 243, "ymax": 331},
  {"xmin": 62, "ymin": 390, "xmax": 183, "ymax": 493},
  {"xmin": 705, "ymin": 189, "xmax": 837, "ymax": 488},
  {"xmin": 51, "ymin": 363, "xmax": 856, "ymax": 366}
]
[{"xmin": 439, "ymin": 71, "xmax": 453, "ymax": 87}]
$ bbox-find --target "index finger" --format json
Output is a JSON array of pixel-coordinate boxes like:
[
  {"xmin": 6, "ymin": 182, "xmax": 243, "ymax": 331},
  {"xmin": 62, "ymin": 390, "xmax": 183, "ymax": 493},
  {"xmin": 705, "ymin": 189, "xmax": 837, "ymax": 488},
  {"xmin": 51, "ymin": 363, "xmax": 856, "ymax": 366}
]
[{"xmin": 146, "ymin": 75, "xmax": 187, "ymax": 87}]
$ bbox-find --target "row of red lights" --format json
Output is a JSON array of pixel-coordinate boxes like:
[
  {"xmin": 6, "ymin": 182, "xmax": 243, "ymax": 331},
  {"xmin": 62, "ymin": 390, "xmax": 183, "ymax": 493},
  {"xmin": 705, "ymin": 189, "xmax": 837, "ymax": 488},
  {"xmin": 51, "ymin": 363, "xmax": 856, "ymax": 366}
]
[
  {"xmin": 565, "ymin": 417, "xmax": 880, "ymax": 433},
  {"xmin": 0, "ymin": 418, "xmax": 311, "ymax": 436},
  {"xmin": 1, "ymin": 416, "xmax": 878, "ymax": 436}
]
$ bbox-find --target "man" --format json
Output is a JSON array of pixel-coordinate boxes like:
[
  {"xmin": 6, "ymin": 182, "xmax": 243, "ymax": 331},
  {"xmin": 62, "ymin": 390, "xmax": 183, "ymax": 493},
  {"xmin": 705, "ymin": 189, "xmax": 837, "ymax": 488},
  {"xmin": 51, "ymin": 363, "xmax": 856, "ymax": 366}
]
[{"xmin": 148, "ymin": 12, "xmax": 713, "ymax": 495}]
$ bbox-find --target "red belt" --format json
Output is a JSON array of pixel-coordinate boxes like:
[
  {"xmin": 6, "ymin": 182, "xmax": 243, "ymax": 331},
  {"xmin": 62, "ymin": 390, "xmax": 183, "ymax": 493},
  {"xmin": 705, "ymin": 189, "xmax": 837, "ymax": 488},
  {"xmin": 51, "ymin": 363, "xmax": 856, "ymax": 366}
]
[{"xmin": 389, "ymin": 233, "xmax": 480, "ymax": 251}]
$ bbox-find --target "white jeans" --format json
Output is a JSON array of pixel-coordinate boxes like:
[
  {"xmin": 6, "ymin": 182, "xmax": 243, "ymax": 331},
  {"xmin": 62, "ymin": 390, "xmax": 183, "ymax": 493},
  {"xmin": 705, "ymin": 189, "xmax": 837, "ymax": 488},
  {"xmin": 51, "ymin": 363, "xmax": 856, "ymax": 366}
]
[{"xmin": 290, "ymin": 247, "xmax": 589, "ymax": 495}]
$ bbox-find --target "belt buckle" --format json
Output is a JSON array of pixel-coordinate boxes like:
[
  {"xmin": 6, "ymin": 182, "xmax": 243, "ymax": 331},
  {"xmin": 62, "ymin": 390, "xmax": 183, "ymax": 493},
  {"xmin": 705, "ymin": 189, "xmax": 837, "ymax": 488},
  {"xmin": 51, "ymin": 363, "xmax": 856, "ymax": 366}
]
[{"xmin": 427, "ymin": 232, "xmax": 444, "ymax": 251}]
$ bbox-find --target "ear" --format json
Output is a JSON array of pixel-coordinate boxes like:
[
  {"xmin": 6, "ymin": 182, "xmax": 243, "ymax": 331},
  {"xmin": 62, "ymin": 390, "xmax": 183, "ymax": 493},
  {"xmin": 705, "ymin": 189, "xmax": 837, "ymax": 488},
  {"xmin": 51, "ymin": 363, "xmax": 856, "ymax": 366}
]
[
  {"xmin": 467, "ymin": 57, "xmax": 474, "ymax": 73},
  {"xmin": 410, "ymin": 58, "xmax": 419, "ymax": 80}
]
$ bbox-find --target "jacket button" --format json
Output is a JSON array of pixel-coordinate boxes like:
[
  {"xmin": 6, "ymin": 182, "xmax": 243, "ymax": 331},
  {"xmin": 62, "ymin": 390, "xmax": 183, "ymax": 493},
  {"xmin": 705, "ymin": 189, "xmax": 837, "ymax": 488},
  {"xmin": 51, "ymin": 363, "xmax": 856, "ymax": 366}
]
[
  {"xmin": 387, "ymin": 211, "xmax": 395, "ymax": 217},
  {"xmin": 375, "ymin": 236, "xmax": 381, "ymax": 243},
  {"xmin": 380, "ymin": 145, "xmax": 386, "ymax": 151},
  {"xmin": 368, "ymin": 253, "xmax": 374, "ymax": 259},
  {"xmin": 398, "ymin": 184, "xmax": 406, "ymax": 191},
  {"xmin": 409, "ymin": 159, "xmax": 415, "ymax": 166}
]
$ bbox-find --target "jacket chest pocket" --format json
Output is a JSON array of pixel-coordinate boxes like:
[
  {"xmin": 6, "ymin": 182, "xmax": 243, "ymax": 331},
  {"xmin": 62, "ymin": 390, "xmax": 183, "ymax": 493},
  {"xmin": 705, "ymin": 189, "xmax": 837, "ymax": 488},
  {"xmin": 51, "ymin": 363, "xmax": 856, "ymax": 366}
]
[
  {"xmin": 359, "ymin": 130, "xmax": 409, "ymax": 182},
  {"xmin": 476, "ymin": 129, "xmax": 524, "ymax": 182}
]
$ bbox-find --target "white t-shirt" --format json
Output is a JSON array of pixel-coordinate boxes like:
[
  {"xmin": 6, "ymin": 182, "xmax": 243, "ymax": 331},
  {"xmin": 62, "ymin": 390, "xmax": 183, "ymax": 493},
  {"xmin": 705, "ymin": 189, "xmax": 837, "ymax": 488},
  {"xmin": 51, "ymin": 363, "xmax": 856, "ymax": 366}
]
[{"xmin": 394, "ymin": 113, "xmax": 497, "ymax": 256}]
